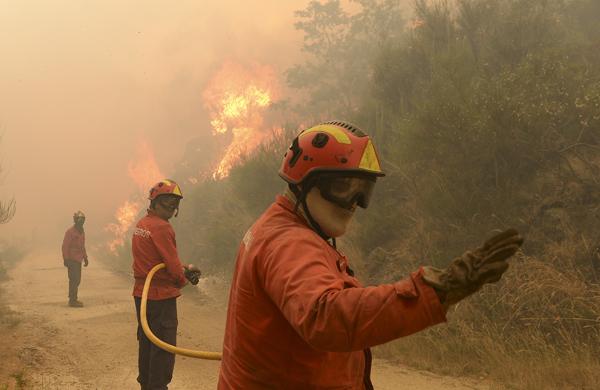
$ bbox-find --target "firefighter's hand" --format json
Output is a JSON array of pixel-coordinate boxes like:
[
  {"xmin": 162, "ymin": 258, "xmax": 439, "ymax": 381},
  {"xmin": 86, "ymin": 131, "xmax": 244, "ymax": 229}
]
[
  {"xmin": 422, "ymin": 228, "xmax": 524, "ymax": 307},
  {"xmin": 83, "ymin": 257, "xmax": 89, "ymax": 267},
  {"xmin": 184, "ymin": 264, "xmax": 201, "ymax": 285}
]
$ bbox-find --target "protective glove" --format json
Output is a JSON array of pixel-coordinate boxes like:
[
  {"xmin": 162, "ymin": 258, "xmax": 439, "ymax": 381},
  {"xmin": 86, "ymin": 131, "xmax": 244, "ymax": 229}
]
[
  {"xmin": 84, "ymin": 257, "xmax": 89, "ymax": 267},
  {"xmin": 422, "ymin": 228, "xmax": 524, "ymax": 307},
  {"xmin": 184, "ymin": 264, "xmax": 202, "ymax": 285}
]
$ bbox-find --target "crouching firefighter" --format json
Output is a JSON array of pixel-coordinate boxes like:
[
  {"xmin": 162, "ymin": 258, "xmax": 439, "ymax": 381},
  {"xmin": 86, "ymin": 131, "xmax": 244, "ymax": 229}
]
[
  {"xmin": 131, "ymin": 179, "xmax": 201, "ymax": 390},
  {"xmin": 218, "ymin": 121, "xmax": 524, "ymax": 389}
]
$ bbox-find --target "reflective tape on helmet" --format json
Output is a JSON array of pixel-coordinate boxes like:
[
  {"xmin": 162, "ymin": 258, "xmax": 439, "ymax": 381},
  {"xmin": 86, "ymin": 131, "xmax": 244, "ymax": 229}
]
[
  {"xmin": 358, "ymin": 140, "xmax": 383, "ymax": 173},
  {"xmin": 300, "ymin": 124, "xmax": 352, "ymax": 145}
]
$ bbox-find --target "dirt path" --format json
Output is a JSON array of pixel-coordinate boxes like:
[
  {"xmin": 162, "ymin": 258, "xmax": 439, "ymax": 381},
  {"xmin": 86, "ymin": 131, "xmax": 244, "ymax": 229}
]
[{"xmin": 1, "ymin": 250, "xmax": 490, "ymax": 389}]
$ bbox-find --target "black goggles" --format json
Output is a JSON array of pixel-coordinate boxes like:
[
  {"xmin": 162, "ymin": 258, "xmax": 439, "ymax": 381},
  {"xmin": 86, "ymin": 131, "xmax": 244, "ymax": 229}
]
[
  {"xmin": 313, "ymin": 174, "xmax": 377, "ymax": 210},
  {"xmin": 158, "ymin": 197, "xmax": 180, "ymax": 211}
]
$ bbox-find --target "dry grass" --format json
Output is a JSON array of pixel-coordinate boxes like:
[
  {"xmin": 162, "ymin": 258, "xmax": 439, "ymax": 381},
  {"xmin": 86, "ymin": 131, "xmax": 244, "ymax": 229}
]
[
  {"xmin": 0, "ymin": 242, "xmax": 28, "ymax": 389},
  {"xmin": 0, "ymin": 304, "xmax": 19, "ymax": 328},
  {"xmin": 0, "ymin": 241, "xmax": 27, "ymax": 328},
  {"xmin": 371, "ymin": 245, "xmax": 600, "ymax": 389}
]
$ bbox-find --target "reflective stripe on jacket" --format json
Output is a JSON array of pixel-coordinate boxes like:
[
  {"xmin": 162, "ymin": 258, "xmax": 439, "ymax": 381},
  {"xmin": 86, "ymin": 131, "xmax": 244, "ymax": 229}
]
[
  {"xmin": 62, "ymin": 226, "xmax": 87, "ymax": 262},
  {"xmin": 132, "ymin": 211, "xmax": 186, "ymax": 300},
  {"xmin": 218, "ymin": 195, "xmax": 446, "ymax": 389}
]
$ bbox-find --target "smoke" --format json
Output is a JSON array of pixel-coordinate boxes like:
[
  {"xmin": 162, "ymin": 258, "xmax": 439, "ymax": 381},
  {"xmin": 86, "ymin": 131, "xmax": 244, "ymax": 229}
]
[{"xmin": 0, "ymin": 0, "xmax": 305, "ymax": 246}]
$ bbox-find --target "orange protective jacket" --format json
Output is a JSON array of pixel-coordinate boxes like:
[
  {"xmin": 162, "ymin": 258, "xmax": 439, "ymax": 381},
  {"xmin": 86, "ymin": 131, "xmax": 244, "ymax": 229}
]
[
  {"xmin": 218, "ymin": 196, "xmax": 446, "ymax": 390},
  {"xmin": 131, "ymin": 211, "xmax": 187, "ymax": 300}
]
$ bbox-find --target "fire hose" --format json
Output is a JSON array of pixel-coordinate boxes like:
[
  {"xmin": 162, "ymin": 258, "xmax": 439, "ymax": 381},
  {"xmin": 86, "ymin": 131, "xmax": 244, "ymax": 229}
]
[{"xmin": 140, "ymin": 263, "xmax": 222, "ymax": 360}]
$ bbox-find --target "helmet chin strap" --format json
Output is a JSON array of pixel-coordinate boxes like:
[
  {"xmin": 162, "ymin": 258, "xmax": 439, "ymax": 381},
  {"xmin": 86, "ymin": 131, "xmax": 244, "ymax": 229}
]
[{"xmin": 289, "ymin": 184, "xmax": 336, "ymax": 248}]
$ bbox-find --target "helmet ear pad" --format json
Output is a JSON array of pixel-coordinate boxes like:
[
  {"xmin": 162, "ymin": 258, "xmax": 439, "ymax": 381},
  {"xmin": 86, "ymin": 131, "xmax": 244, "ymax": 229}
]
[{"xmin": 288, "ymin": 177, "xmax": 329, "ymax": 240}]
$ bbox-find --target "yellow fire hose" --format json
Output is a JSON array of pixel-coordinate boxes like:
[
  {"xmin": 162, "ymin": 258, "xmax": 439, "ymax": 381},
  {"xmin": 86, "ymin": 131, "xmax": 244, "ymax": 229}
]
[{"xmin": 140, "ymin": 263, "xmax": 222, "ymax": 360}]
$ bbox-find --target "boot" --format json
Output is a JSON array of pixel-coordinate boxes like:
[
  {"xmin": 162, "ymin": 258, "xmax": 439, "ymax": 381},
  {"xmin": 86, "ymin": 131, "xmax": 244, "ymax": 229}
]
[{"xmin": 69, "ymin": 300, "xmax": 84, "ymax": 308}]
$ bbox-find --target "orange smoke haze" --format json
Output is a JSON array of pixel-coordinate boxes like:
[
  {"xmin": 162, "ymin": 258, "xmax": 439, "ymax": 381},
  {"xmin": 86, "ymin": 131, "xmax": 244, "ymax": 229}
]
[
  {"xmin": 128, "ymin": 142, "xmax": 164, "ymax": 193},
  {"xmin": 0, "ymin": 0, "xmax": 306, "ymax": 247}
]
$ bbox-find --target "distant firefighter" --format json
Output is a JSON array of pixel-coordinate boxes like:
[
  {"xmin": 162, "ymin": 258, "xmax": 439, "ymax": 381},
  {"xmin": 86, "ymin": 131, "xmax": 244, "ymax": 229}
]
[
  {"xmin": 61, "ymin": 210, "xmax": 89, "ymax": 308},
  {"xmin": 131, "ymin": 179, "xmax": 201, "ymax": 390}
]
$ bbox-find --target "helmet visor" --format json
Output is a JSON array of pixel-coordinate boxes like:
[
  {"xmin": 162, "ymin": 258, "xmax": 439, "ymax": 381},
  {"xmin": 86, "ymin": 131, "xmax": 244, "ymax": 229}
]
[
  {"xmin": 157, "ymin": 195, "xmax": 181, "ymax": 211},
  {"xmin": 315, "ymin": 174, "xmax": 376, "ymax": 210}
]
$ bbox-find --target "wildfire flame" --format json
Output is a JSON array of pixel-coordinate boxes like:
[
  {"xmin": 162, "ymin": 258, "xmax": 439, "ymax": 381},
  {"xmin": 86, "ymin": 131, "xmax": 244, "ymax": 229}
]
[
  {"xmin": 105, "ymin": 141, "xmax": 164, "ymax": 254},
  {"xmin": 203, "ymin": 62, "xmax": 280, "ymax": 179},
  {"xmin": 105, "ymin": 200, "xmax": 141, "ymax": 253}
]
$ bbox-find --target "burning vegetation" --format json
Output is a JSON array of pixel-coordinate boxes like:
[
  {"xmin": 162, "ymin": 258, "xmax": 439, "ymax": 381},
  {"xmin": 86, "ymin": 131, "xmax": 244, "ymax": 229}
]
[
  {"xmin": 105, "ymin": 62, "xmax": 283, "ymax": 253},
  {"xmin": 203, "ymin": 62, "xmax": 281, "ymax": 179},
  {"xmin": 105, "ymin": 142, "xmax": 164, "ymax": 254}
]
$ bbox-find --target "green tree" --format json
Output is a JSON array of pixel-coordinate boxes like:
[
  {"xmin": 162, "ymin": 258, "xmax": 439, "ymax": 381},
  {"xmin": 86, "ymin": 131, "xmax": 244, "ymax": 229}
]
[
  {"xmin": 357, "ymin": 0, "xmax": 600, "ymax": 263},
  {"xmin": 287, "ymin": 0, "xmax": 405, "ymax": 120}
]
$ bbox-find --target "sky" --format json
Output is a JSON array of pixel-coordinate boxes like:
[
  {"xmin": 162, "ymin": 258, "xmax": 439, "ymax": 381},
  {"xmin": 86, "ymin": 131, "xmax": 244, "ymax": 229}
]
[{"xmin": 0, "ymin": 0, "xmax": 307, "ymax": 245}]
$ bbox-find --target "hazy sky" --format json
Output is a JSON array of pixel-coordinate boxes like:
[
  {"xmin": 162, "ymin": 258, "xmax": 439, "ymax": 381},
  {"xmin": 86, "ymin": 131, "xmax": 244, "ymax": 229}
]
[{"xmin": 0, "ymin": 0, "xmax": 307, "ymax": 245}]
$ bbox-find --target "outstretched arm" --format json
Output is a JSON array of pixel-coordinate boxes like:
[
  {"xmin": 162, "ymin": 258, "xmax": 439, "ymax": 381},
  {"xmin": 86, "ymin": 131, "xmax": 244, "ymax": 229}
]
[{"xmin": 261, "ymin": 236, "xmax": 446, "ymax": 352}]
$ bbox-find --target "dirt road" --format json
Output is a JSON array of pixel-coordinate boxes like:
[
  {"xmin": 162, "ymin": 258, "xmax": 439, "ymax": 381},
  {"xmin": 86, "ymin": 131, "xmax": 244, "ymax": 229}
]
[{"xmin": 1, "ymin": 250, "xmax": 490, "ymax": 389}]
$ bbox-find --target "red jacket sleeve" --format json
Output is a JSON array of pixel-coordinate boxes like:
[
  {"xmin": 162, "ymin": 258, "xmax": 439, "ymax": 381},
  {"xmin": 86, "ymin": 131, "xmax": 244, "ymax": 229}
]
[
  {"xmin": 261, "ymin": 234, "xmax": 446, "ymax": 352},
  {"xmin": 151, "ymin": 224, "xmax": 187, "ymax": 287},
  {"xmin": 62, "ymin": 230, "xmax": 72, "ymax": 260}
]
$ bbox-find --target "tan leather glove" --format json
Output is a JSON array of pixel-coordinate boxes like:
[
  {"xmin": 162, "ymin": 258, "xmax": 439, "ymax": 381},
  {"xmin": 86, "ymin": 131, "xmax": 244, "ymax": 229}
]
[{"xmin": 422, "ymin": 228, "xmax": 524, "ymax": 307}]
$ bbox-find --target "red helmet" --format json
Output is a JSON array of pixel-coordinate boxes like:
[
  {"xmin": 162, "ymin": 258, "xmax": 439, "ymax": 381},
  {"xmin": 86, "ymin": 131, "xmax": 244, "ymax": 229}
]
[
  {"xmin": 279, "ymin": 121, "xmax": 385, "ymax": 184},
  {"xmin": 148, "ymin": 179, "xmax": 183, "ymax": 201}
]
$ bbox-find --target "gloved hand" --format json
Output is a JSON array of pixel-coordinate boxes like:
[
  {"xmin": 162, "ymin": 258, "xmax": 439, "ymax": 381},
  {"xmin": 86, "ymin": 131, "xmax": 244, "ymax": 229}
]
[
  {"xmin": 422, "ymin": 228, "xmax": 524, "ymax": 307},
  {"xmin": 84, "ymin": 257, "xmax": 89, "ymax": 267},
  {"xmin": 184, "ymin": 264, "xmax": 202, "ymax": 285}
]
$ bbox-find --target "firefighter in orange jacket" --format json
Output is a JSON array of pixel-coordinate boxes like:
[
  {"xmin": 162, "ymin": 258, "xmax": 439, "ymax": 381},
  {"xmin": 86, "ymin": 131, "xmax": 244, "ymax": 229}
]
[
  {"xmin": 218, "ymin": 121, "xmax": 523, "ymax": 389},
  {"xmin": 62, "ymin": 210, "xmax": 88, "ymax": 307},
  {"xmin": 131, "ymin": 179, "xmax": 201, "ymax": 390}
]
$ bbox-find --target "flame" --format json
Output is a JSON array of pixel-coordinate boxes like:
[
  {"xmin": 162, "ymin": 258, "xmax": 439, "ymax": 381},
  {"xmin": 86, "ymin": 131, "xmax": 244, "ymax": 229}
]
[
  {"xmin": 203, "ymin": 62, "xmax": 280, "ymax": 179},
  {"xmin": 105, "ymin": 141, "xmax": 164, "ymax": 254},
  {"xmin": 105, "ymin": 200, "xmax": 141, "ymax": 254}
]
